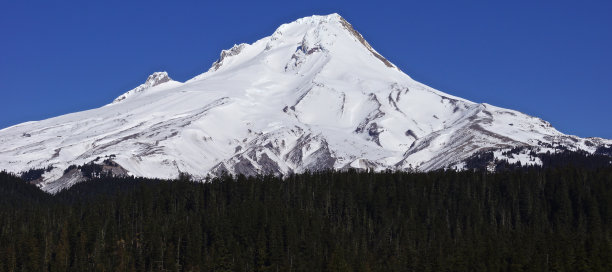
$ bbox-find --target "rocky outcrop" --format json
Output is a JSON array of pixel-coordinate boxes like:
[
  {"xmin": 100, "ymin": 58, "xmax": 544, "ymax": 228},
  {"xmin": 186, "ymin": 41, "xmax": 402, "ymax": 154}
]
[{"xmin": 113, "ymin": 72, "xmax": 173, "ymax": 103}]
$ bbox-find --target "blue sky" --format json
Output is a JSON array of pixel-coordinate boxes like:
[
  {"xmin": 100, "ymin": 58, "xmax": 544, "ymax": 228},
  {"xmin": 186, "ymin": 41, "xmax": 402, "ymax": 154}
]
[{"xmin": 1, "ymin": 0, "xmax": 610, "ymax": 138}]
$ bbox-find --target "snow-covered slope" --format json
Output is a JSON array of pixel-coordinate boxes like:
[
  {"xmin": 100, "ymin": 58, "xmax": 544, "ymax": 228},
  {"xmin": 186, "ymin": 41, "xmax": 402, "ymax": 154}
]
[{"xmin": 0, "ymin": 13, "xmax": 610, "ymax": 193}]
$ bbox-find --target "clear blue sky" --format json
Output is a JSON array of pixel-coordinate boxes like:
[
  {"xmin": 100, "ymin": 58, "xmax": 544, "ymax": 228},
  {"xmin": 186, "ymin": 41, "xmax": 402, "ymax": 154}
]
[{"xmin": 1, "ymin": 0, "xmax": 610, "ymax": 138}]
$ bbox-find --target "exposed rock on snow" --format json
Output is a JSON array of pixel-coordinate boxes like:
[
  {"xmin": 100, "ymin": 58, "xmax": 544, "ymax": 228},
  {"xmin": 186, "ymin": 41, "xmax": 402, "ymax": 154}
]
[{"xmin": 112, "ymin": 72, "xmax": 175, "ymax": 103}]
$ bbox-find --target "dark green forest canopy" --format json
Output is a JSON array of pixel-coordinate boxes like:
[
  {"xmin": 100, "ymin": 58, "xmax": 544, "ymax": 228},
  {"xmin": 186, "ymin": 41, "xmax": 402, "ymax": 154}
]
[{"xmin": 1, "ymin": 167, "xmax": 611, "ymax": 272}]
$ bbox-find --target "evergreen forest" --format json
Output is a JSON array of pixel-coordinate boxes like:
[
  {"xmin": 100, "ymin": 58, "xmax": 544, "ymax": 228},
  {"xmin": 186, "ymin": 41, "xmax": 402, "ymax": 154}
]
[{"xmin": 0, "ymin": 165, "xmax": 611, "ymax": 271}]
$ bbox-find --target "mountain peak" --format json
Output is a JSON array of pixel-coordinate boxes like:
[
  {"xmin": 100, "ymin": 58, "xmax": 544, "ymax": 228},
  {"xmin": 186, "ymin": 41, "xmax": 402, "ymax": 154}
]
[
  {"xmin": 291, "ymin": 13, "xmax": 343, "ymax": 25},
  {"xmin": 201, "ymin": 13, "xmax": 397, "ymax": 76},
  {"xmin": 281, "ymin": 13, "xmax": 398, "ymax": 69},
  {"xmin": 112, "ymin": 71, "xmax": 173, "ymax": 103},
  {"xmin": 269, "ymin": 13, "xmax": 348, "ymax": 38}
]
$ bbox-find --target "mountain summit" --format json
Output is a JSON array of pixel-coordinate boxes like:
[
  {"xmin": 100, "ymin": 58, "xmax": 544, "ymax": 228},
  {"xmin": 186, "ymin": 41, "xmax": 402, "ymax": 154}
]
[{"xmin": 0, "ymin": 14, "xmax": 610, "ymax": 193}]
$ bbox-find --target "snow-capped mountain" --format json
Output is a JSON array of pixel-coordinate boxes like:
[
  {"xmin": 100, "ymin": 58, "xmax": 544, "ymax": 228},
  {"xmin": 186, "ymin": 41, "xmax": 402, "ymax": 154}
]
[{"xmin": 1, "ymin": 13, "xmax": 610, "ymax": 193}]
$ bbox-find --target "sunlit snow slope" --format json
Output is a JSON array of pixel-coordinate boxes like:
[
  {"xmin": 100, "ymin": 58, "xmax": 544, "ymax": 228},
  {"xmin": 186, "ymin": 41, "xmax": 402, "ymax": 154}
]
[{"xmin": 1, "ymin": 14, "xmax": 610, "ymax": 193}]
